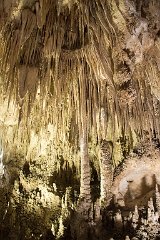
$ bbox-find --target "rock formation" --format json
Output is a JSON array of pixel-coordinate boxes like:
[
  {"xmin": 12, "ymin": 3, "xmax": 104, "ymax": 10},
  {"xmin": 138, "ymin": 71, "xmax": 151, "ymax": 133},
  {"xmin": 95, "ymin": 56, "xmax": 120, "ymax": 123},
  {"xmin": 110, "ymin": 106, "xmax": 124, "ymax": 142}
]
[{"xmin": 0, "ymin": 0, "xmax": 160, "ymax": 239}]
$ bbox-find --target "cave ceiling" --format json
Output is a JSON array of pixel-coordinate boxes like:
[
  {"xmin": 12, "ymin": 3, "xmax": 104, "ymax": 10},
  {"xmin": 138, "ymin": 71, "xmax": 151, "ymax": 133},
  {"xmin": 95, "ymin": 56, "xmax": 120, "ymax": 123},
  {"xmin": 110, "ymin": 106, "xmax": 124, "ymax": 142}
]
[{"xmin": 0, "ymin": 0, "xmax": 160, "ymax": 167}]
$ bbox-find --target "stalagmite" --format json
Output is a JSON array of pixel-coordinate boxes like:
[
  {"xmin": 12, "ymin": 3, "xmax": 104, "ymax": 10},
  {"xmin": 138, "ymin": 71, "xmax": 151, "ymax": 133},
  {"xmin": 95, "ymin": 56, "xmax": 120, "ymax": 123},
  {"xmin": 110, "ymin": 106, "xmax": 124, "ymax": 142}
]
[
  {"xmin": 114, "ymin": 209, "xmax": 123, "ymax": 230},
  {"xmin": 100, "ymin": 140, "xmax": 113, "ymax": 206},
  {"xmin": 132, "ymin": 205, "xmax": 139, "ymax": 223},
  {"xmin": 155, "ymin": 184, "xmax": 160, "ymax": 214},
  {"xmin": 148, "ymin": 197, "xmax": 155, "ymax": 212},
  {"xmin": 125, "ymin": 236, "xmax": 130, "ymax": 240},
  {"xmin": 94, "ymin": 199, "xmax": 101, "ymax": 222},
  {"xmin": 79, "ymin": 136, "xmax": 91, "ymax": 200}
]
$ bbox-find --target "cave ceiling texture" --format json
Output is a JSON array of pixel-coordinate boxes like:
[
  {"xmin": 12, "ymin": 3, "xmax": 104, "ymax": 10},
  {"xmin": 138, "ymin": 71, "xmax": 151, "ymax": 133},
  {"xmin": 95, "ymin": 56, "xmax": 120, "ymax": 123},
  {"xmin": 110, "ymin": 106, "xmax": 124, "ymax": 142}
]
[{"xmin": 0, "ymin": 0, "xmax": 160, "ymax": 240}]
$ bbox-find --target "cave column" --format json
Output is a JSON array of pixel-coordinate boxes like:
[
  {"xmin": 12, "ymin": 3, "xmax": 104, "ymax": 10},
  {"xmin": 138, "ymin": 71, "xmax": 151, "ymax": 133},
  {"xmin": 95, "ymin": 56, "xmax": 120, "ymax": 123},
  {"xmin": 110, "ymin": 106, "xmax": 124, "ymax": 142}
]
[
  {"xmin": 78, "ymin": 104, "xmax": 92, "ymax": 220},
  {"xmin": 79, "ymin": 135, "xmax": 91, "ymax": 199},
  {"xmin": 77, "ymin": 68, "xmax": 92, "ymax": 220},
  {"xmin": 100, "ymin": 140, "xmax": 113, "ymax": 207}
]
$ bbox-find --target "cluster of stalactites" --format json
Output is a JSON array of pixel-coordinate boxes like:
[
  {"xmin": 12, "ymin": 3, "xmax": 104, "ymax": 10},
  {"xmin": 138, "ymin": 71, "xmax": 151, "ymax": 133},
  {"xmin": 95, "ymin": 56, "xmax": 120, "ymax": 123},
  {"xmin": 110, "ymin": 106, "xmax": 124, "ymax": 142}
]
[{"xmin": 0, "ymin": 0, "xmax": 160, "ymax": 164}]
